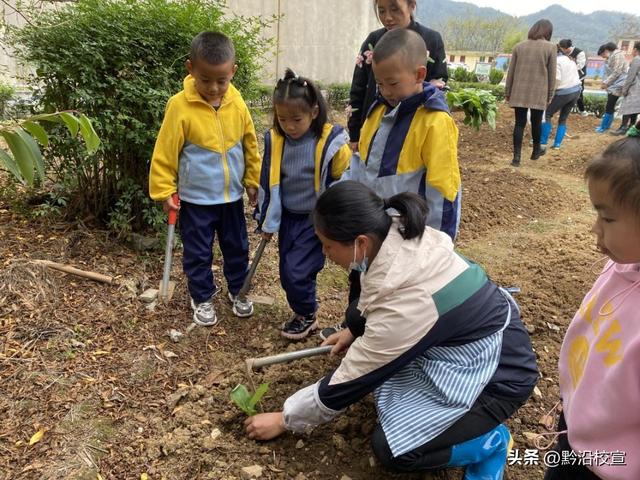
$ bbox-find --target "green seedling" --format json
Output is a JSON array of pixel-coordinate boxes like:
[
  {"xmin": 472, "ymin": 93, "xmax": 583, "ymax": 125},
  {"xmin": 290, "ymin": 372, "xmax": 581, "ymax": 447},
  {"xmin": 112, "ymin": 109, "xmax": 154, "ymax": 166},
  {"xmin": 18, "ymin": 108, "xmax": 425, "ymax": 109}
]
[{"xmin": 230, "ymin": 383, "xmax": 269, "ymax": 416}]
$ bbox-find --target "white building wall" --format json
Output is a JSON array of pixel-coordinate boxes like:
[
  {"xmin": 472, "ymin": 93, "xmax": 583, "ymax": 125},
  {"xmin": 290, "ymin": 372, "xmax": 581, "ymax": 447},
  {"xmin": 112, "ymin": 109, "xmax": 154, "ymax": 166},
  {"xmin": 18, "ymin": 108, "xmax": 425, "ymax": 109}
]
[{"xmin": 227, "ymin": 0, "xmax": 379, "ymax": 84}]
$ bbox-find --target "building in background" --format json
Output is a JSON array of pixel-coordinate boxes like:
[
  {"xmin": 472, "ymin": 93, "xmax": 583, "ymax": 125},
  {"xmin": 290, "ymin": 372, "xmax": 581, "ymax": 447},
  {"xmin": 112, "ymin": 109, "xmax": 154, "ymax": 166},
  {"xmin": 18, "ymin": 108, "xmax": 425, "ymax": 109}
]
[
  {"xmin": 494, "ymin": 53, "xmax": 606, "ymax": 79},
  {"xmin": 618, "ymin": 38, "xmax": 640, "ymax": 61},
  {"xmin": 446, "ymin": 50, "xmax": 495, "ymax": 72}
]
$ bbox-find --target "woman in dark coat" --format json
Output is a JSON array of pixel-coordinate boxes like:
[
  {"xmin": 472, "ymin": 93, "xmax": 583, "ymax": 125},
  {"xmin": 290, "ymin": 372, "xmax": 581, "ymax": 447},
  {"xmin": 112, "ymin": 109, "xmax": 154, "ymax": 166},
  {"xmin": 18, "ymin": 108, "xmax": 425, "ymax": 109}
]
[{"xmin": 347, "ymin": 0, "xmax": 448, "ymax": 152}]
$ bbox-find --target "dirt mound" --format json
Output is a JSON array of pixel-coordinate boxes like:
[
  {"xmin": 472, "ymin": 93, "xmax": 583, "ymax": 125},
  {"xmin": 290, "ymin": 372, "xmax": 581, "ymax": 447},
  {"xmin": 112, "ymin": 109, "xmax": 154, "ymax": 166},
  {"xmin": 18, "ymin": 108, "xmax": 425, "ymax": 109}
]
[{"xmin": 458, "ymin": 167, "xmax": 576, "ymax": 243}]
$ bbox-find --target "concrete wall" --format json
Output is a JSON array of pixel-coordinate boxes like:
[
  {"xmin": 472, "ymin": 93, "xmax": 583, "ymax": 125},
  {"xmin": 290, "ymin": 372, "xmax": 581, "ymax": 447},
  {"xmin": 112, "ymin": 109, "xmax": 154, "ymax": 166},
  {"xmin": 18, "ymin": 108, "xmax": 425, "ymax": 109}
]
[
  {"xmin": 227, "ymin": 0, "xmax": 379, "ymax": 84},
  {"xmin": 1, "ymin": 1, "xmax": 29, "ymax": 87}
]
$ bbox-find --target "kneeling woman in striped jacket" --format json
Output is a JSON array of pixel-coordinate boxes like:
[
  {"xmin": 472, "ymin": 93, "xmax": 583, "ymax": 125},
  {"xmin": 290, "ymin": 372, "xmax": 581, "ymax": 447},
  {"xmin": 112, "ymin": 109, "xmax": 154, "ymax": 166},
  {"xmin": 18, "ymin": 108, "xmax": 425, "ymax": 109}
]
[{"xmin": 245, "ymin": 181, "xmax": 538, "ymax": 479}]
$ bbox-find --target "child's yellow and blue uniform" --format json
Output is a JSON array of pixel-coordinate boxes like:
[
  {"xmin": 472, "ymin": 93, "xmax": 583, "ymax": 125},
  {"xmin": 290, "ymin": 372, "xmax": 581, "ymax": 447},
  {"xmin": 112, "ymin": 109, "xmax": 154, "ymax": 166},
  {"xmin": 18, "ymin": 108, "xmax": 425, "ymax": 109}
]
[
  {"xmin": 345, "ymin": 82, "xmax": 461, "ymax": 240},
  {"xmin": 149, "ymin": 75, "xmax": 260, "ymax": 302},
  {"xmin": 257, "ymin": 124, "xmax": 350, "ymax": 316}
]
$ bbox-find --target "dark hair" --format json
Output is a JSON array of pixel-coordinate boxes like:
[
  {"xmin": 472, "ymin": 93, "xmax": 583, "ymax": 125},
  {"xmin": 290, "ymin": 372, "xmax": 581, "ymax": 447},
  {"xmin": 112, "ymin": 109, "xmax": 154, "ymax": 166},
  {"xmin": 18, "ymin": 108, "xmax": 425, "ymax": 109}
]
[
  {"xmin": 373, "ymin": 28, "xmax": 428, "ymax": 69},
  {"xmin": 190, "ymin": 31, "xmax": 235, "ymax": 65},
  {"xmin": 585, "ymin": 137, "xmax": 640, "ymax": 215},
  {"xmin": 558, "ymin": 39, "xmax": 572, "ymax": 49},
  {"xmin": 373, "ymin": 0, "xmax": 416, "ymax": 22},
  {"xmin": 313, "ymin": 181, "xmax": 429, "ymax": 244},
  {"xmin": 272, "ymin": 68, "xmax": 327, "ymax": 138},
  {"xmin": 528, "ymin": 19, "xmax": 553, "ymax": 41},
  {"xmin": 597, "ymin": 42, "xmax": 618, "ymax": 56},
  {"xmin": 634, "ymin": 41, "xmax": 640, "ymax": 52}
]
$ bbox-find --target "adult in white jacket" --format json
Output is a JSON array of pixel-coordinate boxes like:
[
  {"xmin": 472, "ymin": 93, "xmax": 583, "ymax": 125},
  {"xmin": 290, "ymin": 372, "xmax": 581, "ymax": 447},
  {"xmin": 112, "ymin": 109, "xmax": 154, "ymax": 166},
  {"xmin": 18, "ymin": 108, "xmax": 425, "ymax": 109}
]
[
  {"xmin": 245, "ymin": 181, "xmax": 538, "ymax": 478},
  {"xmin": 540, "ymin": 46, "xmax": 582, "ymax": 150}
]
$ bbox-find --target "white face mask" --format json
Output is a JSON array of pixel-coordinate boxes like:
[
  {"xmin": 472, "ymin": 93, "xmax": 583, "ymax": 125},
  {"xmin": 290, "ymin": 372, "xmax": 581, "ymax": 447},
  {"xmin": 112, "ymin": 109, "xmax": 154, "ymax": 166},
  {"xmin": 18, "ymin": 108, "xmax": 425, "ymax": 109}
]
[{"xmin": 349, "ymin": 242, "xmax": 368, "ymax": 273}]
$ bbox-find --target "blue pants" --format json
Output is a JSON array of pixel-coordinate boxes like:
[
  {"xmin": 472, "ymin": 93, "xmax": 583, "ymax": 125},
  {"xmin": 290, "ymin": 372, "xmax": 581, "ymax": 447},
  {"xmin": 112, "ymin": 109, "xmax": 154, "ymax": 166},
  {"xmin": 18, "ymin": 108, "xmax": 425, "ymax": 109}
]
[
  {"xmin": 278, "ymin": 210, "xmax": 325, "ymax": 316},
  {"xmin": 179, "ymin": 199, "xmax": 248, "ymax": 303}
]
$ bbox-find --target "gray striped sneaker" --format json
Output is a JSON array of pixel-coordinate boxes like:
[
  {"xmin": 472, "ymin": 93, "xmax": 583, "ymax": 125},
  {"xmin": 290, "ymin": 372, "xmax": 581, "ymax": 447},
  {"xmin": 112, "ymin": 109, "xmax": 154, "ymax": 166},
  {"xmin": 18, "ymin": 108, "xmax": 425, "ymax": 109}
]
[{"xmin": 190, "ymin": 298, "xmax": 217, "ymax": 326}]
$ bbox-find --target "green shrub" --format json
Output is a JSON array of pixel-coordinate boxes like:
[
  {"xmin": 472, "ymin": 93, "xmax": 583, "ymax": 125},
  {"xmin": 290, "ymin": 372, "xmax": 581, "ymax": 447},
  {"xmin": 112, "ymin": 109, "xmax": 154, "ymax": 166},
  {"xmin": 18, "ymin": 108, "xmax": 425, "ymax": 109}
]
[
  {"xmin": 0, "ymin": 82, "xmax": 16, "ymax": 118},
  {"xmin": 248, "ymin": 84, "xmax": 274, "ymax": 110},
  {"xmin": 450, "ymin": 67, "xmax": 478, "ymax": 83},
  {"xmin": 583, "ymin": 94, "xmax": 607, "ymax": 117},
  {"xmin": 446, "ymin": 88, "xmax": 498, "ymax": 130},
  {"xmin": 489, "ymin": 68, "xmax": 504, "ymax": 85},
  {"xmin": 326, "ymin": 83, "xmax": 350, "ymax": 110},
  {"xmin": 449, "ymin": 81, "xmax": 505, "ymax": 101},
  {"xmin": 9, "ymin": 0, "xmax": 274, "ymax": 232}
]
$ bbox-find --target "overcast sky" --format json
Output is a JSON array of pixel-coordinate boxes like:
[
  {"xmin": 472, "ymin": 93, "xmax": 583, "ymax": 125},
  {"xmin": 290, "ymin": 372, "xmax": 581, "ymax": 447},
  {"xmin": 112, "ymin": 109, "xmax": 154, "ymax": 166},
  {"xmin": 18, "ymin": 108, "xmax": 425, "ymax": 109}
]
[{"xmin": 462, "ymin": 0, "xmax": 640, "ymax": 16}]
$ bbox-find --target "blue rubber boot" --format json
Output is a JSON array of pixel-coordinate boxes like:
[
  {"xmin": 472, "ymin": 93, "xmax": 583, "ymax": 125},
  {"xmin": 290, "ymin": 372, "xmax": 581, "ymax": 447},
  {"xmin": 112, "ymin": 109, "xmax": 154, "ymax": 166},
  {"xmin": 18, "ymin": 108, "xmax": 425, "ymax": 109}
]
[
  {"xmin": 553, "ymin": 124, "xmax": 567, "ymax": 149},
  {"xmin": 540, "ymin": 121, "xmax": 553, "ymax": 145},
  {"xmin": 448, "ymin": 424, "xmax": 512, "ymax": 480},
  {"xmin": 596, "ymin": 113, "xmax": 613, "ymax": 133}
]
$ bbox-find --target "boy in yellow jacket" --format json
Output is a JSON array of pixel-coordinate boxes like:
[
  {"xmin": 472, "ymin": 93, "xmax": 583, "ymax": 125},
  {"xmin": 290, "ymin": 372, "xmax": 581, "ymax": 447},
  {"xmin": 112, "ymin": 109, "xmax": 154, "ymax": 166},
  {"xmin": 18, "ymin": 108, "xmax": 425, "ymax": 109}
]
[{"xmin": 149, "ymin": 32, "xmax": 260, "ymax": 326}]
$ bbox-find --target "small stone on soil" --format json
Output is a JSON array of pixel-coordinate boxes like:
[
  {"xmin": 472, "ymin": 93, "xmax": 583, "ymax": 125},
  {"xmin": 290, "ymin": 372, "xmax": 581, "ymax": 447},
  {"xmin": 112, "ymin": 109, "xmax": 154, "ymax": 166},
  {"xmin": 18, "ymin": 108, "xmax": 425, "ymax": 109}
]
[
  {"xmin": 295, "ymin": 439, "xmax": 305, "ymax": 449},
  {"xmin": 168, "ymin": 329, "xmax": 183, "ymax": 342},
  {"xmin": 240, "ymin": 465, "xmax": 263, "ymax": 479},
  {"xmin": 332, "ymin": 434, "xmax": 349, "ymax": 453},
  {"xmin": 139, "ymin": 288, "xmax": 158, "ymax": 303}
]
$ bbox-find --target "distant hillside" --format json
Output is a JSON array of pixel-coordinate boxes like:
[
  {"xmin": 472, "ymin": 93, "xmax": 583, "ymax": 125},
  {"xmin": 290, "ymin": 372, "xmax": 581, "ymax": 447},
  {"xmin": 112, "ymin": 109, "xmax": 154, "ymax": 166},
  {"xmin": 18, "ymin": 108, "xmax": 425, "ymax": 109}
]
[
  {"xmin": 417, "ymin": 0, "xmax": 634, "ymax": 53},
  {"xmin": 521, "ymin": 6, "xmax": 628, "ymax": 54}
]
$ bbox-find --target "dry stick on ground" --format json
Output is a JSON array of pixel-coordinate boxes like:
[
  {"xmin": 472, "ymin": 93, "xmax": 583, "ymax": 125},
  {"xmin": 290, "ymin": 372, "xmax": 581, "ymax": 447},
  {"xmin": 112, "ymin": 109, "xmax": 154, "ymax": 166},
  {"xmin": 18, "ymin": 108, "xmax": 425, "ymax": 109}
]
[{"xmin": 35, "ymin": 260, "xmax": 114, "ymax": 284}]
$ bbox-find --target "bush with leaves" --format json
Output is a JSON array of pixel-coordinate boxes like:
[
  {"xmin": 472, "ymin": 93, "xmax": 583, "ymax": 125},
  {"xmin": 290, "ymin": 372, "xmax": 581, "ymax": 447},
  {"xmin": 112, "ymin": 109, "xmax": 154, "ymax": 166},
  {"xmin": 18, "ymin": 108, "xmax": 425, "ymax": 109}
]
[
  {"xmin": 582, "ymin": 94, "xmax": 607, "ymax": 118},
  {"xmin": 0, "ymin": 111, "xmax": 99, "ymax": 186},
  {"xmin": 448, "ymin": 81, "xmax": 505, "ymax": 102},
  {"xmin": 446, "ymin": 88, "xmax": 497, "ymax": 131},
  {"xmin": 0, "ymin": 82, "xmax": 16, "ymax": 119},
  {"xmin": 449, "ymin": 67, "xmax": 478, "ymax": 83},
  {"xmin": 489, "ymin": 68, "xmax": 504, "ymax": 85},
  {"xmin": 8, "ymin": 0, "xmax": 274, "ymax": 231},
  {"xmin": 326, "ymin": 83, "xmax": 351, "ymax": 110}
]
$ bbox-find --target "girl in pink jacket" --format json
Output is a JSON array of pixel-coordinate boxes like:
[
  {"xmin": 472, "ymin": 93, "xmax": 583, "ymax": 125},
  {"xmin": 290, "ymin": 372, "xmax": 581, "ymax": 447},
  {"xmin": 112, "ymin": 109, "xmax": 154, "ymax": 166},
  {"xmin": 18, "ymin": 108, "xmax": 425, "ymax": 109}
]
[{"xmin": 545, "ymin": 133, "xmax": 640, "ymax": 480}]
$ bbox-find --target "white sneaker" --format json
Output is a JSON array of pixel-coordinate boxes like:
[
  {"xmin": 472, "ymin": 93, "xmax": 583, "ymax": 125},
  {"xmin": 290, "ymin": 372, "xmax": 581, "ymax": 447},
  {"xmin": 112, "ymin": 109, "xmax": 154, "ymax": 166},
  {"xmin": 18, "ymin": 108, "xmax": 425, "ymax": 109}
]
[
  {"xmin": 190, "ymin": 298, "xmax": 217, "ymax": 326},
  {"xmin": 227, "ymin": 292, "xmax": 254, "ymax": 318}
]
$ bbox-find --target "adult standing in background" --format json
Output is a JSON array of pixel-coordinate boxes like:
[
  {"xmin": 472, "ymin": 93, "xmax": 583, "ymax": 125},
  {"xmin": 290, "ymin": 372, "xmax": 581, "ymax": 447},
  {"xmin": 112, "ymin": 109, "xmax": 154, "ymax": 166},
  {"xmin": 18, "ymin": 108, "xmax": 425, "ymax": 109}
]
[
  {"xmin": 595, "ymin": 42, "xmax": 628, "ymax": 133},
  {"xmin": 613, "ymin": 41, "xmax": 640, "ymax": 136},
  {"xmin": 347, "ymin": 0, "xmax": 448, "ymax": 152},
  {"xmin": 539, "ymin": 46, "xmax": 582, "ymax": 151},
  {"xmin": 505, "ymin": 19, "xmax": 557, "ymax": 167},
  {"xmin": 558, "ymin": 39, "xmax": 588, "ymax": 117}
]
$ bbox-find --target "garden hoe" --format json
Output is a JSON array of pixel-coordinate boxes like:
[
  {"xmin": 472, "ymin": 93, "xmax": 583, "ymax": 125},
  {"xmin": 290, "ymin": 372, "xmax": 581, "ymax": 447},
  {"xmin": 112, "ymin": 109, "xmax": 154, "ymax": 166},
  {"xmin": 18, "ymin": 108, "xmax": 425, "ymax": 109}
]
[
  {"xmin": 237, "ymin": 237, "xmax": 274, "ymax": 306},
  {"xmin": 245, "ymin": 345, "xmax": 333, "ymax": 373},
  {"xmin": 159, "ymin": 193, "xmax": 179, "ymax": 303}
]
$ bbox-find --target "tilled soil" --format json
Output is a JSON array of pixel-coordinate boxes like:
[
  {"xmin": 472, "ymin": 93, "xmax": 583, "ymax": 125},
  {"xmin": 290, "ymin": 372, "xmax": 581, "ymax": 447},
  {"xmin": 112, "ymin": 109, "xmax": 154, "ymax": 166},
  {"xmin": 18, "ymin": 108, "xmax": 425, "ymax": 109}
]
[{"xmin": 0, "ymin": 104, "xmax": 619, "ymax": 479}]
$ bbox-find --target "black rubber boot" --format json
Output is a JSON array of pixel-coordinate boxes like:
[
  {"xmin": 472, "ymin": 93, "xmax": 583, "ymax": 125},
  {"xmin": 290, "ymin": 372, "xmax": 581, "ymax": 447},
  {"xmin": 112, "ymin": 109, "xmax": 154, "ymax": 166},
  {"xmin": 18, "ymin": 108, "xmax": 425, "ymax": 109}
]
[
  {"xmin": 530, "ymin": 143, "xmax": 546, "ymax": 160},
  {"xmin": 511, "ymin": 152, "xmax": 521, "ymax": 167}
]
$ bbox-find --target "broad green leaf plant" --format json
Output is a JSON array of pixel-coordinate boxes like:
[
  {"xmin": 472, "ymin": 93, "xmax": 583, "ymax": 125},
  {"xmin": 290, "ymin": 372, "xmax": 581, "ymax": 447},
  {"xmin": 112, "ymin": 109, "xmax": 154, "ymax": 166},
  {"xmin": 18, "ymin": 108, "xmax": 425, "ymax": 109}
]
[
  {"xmin": 446, "ymin": 88, "xmax": 498, "ymax": 131},
  {"xmin": 0, "ymin": 111, "xmax": 100, "ymax": 186},
  {"xmin": 230, "ymin": 383, "xmax": 269, "ymax": 416}
]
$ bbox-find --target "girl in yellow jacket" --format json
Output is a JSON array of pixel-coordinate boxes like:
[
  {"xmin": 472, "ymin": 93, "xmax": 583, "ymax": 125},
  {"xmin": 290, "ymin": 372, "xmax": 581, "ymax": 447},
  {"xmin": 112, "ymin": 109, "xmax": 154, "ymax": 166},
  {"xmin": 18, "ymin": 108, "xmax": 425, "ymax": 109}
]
[{"xmin": 257, "ymin": 69, "xmax": 351, "ymax": 340}]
